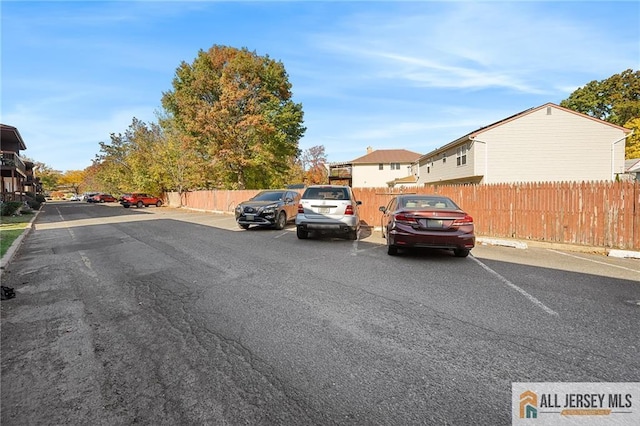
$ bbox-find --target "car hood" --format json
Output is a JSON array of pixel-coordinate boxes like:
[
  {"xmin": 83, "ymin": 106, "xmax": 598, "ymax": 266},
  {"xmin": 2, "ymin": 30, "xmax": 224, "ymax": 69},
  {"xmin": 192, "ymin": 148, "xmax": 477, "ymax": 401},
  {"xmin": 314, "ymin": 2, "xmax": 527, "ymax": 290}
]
[{"xmin": 240, "ymin": 200, "xmax": 281, "ymax": 207}]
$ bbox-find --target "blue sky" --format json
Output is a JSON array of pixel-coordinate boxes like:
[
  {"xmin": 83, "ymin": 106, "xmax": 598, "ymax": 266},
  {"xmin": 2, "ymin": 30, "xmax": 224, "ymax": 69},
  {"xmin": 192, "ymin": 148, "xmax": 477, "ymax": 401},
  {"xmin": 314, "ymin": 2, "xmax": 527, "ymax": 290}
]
[{"xmin": 2, "ymin": 1, "xmax": 639, "ymax": 172}]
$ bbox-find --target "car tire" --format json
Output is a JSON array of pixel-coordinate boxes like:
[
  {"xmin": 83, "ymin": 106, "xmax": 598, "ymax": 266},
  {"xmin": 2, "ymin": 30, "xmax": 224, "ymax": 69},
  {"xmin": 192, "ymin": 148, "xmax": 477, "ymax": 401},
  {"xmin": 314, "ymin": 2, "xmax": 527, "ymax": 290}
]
[
  {"xmin": 387, "ymin": 244, "xmax": 398, "ymax": 256},
  {"xmin": 453, "ymin": 249, "xmax": 470, "ymax": 258},
  {"xmin": 296, "ymin": 226, "xmax": 308, "ymax": 239},
  {"xmin": 136, "ymin": 201, "xmax": 144, "ymax": 208},
  {"xmin": 347, "ymin": 229, "xmax": 358, "ymax": 240},
  {"xmin": 156, "ymin": 200, "xmax": 162, "ymax": 207},
  {"xmin": 100, "ymin": 199, "xmax": 105, "ymax": 203},
  {"xmin": 239, "ymin": 224, "xmax": 250, "ymax": 230},
  {"xmin": 123, "ymin": 204, "xmax": 130, "ymax": 208},
  {"xmin": 275, "ymin": 212, "xmax": 286, "ymax": 230}
]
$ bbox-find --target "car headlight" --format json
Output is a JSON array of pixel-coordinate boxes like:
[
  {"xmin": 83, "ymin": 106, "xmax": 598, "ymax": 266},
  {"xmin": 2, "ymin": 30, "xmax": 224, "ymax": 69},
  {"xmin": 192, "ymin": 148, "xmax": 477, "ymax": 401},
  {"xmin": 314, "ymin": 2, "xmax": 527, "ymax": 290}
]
[
  {"xmin": 236, "ymin": 204, "xmax": 243, "ymax": 212},
  {"xmin": 261, "ymin": 204, "xmax": 277, "ymax": 214}
]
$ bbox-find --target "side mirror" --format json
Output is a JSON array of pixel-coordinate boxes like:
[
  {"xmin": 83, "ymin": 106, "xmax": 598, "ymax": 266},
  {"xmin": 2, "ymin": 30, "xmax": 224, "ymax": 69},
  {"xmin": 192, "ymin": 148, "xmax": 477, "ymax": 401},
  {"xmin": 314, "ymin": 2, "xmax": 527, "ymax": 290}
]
[
  {"xmin": 379, "ymin": 206, "xmax": 387, "ymax": 212},
  {"xmin": 285, "ymin": 198, "xmax": 293, "ymax": 203}
]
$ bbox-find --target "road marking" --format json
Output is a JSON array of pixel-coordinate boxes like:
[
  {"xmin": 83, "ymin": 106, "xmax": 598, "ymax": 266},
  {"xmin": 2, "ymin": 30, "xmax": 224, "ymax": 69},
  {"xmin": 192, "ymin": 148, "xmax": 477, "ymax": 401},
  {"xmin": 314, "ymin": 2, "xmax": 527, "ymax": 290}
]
[
  {"xmin": 547, "ymin": 249, "xmax": 640, "ymax": 273},
  {"xmin": 470, "ymin": 255, "xmax": 559, "ymax": 316}
]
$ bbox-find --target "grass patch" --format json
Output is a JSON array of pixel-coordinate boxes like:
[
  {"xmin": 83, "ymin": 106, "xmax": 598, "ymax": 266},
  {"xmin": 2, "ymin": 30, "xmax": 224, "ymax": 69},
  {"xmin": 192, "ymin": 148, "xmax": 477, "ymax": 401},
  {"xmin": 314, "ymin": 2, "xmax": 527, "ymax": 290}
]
[{"xmin": 0, "ymin": 214, "xmax": 33, "ymax": 258}]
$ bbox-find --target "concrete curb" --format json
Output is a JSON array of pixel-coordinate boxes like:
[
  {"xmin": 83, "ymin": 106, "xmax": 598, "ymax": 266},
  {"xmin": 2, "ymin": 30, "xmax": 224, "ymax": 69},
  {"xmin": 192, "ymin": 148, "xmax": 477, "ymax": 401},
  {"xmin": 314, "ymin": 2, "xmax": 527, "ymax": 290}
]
[
  {"xmin": 0, "ymin": 209, "xmax": 41, "ymax": 270},
  {"xmin": 476, "ymin": 237, "xmax": 528, "ymax": 249},
  {"xmin": 607, "ymin": 249, "xmax": 640, "ymax": 259}
]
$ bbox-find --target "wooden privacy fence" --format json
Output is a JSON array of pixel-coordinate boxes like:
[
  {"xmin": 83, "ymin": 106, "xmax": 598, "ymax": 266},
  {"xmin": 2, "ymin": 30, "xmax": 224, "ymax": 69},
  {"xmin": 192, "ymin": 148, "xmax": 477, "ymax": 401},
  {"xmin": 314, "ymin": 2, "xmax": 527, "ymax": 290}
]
[{"xmin": 165, "ymin": 181, "xmax": 640, "ymax": 250}]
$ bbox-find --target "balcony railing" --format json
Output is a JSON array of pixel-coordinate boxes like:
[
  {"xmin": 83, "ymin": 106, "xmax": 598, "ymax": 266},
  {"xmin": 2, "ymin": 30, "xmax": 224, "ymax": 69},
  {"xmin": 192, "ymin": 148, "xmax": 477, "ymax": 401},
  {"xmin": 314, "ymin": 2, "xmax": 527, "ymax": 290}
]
[
  {"xmin": 0, "ymin": 151, "xmax": 27, "ymax": 176},
  {"xmin": 329, "ymin": 167, "xmax": 352, "ymax": 178}
]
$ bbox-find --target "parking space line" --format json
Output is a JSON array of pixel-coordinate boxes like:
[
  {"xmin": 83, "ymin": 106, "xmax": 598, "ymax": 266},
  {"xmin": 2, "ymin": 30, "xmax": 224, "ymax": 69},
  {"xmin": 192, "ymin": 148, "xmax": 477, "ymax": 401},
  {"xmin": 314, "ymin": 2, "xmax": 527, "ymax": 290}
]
[
  {"xmin": 547, "ymin": 249, "xmax": 640, "ymax": 273},
  {"xmin": 470, "ymin": 255, "xmax": 559, "ymax": 316}
]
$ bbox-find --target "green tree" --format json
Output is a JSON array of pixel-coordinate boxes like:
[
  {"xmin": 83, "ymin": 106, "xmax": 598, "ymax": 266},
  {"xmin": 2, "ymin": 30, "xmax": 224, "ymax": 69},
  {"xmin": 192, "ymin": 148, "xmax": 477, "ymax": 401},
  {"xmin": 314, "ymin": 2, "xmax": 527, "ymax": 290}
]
[
  {"xmin": 560, "ymin": 69, "xmax": 640, "ymax": 126},
  {"xmin": 32, "ymin": 161, "xmax": 61, "ymax": 192},
  {"xmin": 624, "ymin": 117, "xmax": 640, "ymax": 159},
  {"xmin": 161, "ymin": 45, "xmax": 306, "ymax": 189}
]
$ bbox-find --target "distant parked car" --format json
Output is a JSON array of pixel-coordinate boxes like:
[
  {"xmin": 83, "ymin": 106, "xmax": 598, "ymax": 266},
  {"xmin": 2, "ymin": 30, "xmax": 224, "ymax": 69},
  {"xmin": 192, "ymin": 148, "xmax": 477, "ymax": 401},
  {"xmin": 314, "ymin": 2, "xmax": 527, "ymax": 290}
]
[
  {"xmin": 120, "ymin": 193, "xmax": 162, "ymax": 208},
  {"xmin": 83, "ymin": 192, "xmax": 99, "ymax": 202},
  {"xmin": 235, "ymin": 190, "xmax": 301, "ymax": 230},
  {"xmin": 69, "ymin": 195, "xmax": 82, "ymax": 201},
  {"xmin": 90, "ymin": 193, "xmax": 117, "ymax": 203},
  {"xmin": 295, "ymin": 185, "xmax": 361, "ymax": 240},
  {"xmin": 379, "ymin": 194, "xmax": 475, "ymax": 257}
]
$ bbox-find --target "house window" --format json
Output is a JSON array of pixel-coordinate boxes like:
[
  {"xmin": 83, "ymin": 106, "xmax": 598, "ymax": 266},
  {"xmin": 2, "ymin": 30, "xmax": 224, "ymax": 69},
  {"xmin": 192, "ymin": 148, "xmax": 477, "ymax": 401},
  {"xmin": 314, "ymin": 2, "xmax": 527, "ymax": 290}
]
[
  {"xmin": 456, "ymin": 145, "xmax": 467, "ymax": 166},
  {"xmin": 390, "ymin": 163, "xmax": 400, "ymax": 170},
  {"xmin": 379, "ymin": 163, "xmax": 384, "ymax": 170},
  {"xmin": 427, "ymin": 166, "xmax": 430, "ymax": 174}
]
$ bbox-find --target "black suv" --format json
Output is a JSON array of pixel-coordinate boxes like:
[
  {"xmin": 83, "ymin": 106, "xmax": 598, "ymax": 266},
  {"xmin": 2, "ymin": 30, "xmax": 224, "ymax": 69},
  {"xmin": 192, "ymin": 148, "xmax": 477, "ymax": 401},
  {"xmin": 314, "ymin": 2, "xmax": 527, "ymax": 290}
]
[{"xmin": 235, "ymin": 190, "xmax": 301, "ymax": 230}]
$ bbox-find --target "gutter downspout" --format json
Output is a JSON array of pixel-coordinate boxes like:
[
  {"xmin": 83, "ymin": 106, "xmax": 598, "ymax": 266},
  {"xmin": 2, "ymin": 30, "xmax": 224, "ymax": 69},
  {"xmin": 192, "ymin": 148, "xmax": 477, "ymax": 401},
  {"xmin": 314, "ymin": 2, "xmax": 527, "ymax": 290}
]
[
  {"xmin": 611, "ymin": 130, "xmax": 633, "ymax": 180},
  {"xmin": 469, "ymin": 136, "xmax": 488, "ymax": 183}
]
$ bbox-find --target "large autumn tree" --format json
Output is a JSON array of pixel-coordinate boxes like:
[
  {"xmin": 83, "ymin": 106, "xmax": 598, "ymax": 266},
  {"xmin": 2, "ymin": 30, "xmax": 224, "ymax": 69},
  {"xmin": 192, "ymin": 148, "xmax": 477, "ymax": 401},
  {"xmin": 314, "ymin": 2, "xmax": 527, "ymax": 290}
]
[
  {"xmin": 161, "ymin": 45, "xmax": 306, "ymax": 189},
  {"xmin": 560, "ymin": 69, "xmax": 640, "ymax": 158}
]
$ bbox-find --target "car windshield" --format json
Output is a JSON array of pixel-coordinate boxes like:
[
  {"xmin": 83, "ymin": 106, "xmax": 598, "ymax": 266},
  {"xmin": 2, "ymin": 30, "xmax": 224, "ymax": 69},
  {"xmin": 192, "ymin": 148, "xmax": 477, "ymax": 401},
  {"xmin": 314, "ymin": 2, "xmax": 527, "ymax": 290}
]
[
  {"xmin": 302, "ymin": 187, "xmax": 349, "ymax": 200},
  {"xmin": 252, "ymin": 191, "xmax": 285, "ymax": 201},
  {"xmin": 401, "ymin": 197, "xmax": 460, "ymax": 210}
]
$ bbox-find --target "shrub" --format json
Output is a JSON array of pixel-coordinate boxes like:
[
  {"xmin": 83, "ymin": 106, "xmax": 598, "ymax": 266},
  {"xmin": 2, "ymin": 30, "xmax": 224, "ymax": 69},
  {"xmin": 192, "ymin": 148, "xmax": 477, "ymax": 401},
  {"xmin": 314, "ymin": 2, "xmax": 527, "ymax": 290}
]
[{"xmin": 1, "ymin": 201, "xmax": 24, "ymax": 216}]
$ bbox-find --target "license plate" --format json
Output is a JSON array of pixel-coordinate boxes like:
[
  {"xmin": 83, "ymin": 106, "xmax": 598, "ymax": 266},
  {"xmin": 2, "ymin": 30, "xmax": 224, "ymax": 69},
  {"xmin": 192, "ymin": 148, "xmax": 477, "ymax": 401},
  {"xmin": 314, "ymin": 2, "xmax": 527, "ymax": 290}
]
[
  {"xmin": 318, "ymin": 207, "xmax": 330, "ymax": 214},
  {"xmin": 245, "ymin": 214, "xmax": 254, "ymax": 221},
  {"xmin": 426, "ymin": 219, "xmax": 443, "ymax": 228}
]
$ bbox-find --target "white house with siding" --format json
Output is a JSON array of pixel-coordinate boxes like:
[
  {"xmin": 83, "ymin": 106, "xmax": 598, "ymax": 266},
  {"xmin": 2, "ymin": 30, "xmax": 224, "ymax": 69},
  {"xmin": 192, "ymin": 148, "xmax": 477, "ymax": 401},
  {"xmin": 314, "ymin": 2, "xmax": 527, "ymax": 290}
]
[
  {"xmin": 416, "ymin": 103, "xmax": 631, "ymax": 185},
  {"xmin": 328, "ymin": 148, "xmax": 421, "ymax": 188}
]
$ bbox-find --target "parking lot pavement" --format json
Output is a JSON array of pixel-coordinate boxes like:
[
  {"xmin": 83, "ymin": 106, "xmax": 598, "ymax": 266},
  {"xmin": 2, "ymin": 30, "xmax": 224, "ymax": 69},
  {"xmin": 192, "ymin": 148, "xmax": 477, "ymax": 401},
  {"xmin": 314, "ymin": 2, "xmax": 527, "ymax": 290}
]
[{"xmin": 97, "ymin": 204, "xmax": 639, "ymax": 281}]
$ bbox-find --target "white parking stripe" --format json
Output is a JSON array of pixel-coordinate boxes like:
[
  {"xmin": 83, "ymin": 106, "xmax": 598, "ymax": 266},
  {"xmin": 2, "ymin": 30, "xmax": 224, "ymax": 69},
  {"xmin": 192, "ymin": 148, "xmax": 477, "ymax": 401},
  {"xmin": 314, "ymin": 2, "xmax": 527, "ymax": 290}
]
[
  {"xmin": 471, "ymin": 255, "xmax": 559, "ymax": 316},
  {"xmin": 547, "ymin": 249, "xmax": 640, "ymax": 273}
]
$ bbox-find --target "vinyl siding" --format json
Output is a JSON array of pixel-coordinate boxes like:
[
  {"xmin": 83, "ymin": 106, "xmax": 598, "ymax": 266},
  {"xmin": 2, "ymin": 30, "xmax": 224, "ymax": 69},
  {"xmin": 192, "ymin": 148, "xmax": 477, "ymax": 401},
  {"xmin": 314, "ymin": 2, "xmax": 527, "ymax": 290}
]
[
  {"xmin": 352, "ymin": 163, "xmax": 414, "ymax": 188},
  {"xmin": 481, "ymin": 107, "xmax": 626, "ymax": 183},
  {"xmin": 417, "ymin": 105, "xmax": 627, "ymax": 184}
]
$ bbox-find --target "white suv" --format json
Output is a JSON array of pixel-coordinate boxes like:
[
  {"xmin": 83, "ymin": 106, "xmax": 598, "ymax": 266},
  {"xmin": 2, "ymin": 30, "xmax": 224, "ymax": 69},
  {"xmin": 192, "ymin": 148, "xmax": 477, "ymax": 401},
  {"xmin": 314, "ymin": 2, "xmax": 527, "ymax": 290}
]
[{"xmin": 295, "ymin": 185, "xmax": 362, "ymax": 240}]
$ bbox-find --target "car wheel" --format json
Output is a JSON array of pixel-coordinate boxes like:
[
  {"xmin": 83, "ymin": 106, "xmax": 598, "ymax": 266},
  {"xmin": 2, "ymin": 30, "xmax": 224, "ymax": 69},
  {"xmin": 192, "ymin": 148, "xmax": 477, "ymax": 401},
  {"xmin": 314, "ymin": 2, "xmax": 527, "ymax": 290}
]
[
  {"xmin": 296, "ymin": 226, "xmax": 308, "ymax": 239},
  {"xmin": 275, "ymin": 212, "xmax": 286, "ymax": 230},
  {"xmin": 100, "ymin": 199, "xmax": 105, "ymax": 203},
  {"xmin": 453, "ymin": 249, "xmax": 470, "ymax": 258},
  {"xmin": 347, "ymin": 229, "xmax": 358, "ymax": 240},
  {"xmin": 386, "ymin": 231, "xmax": 398, "ymax": 255},
  {"xmin": 136, "ymin": 201, "xmax": 144, "ymax": 208},
  {"xmin": 123, "ymin": 204, "xmax": 130, "ymax": 208},
  {"xmin": 156, "ymin": 200, "xmax": 162, "ymax": 207},
  {"xmin": 239, "ymin": 223, "xmax": 250, "ymax": 230}
]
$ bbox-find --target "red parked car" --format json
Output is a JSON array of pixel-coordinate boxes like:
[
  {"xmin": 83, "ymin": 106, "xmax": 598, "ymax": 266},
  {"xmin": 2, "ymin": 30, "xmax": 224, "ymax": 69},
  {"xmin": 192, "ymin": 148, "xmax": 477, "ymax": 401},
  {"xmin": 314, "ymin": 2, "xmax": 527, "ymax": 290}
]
[
  {"xmin": 120, "ymin": 193, "xmax": 162, "ymax": 208},
  {"xmin": 90, "ymin": 193, "xmax": 117, "ymax": 203},
  {"xmin": 379, "ymin": 195, "xmax": 475, "ymax": 257}
]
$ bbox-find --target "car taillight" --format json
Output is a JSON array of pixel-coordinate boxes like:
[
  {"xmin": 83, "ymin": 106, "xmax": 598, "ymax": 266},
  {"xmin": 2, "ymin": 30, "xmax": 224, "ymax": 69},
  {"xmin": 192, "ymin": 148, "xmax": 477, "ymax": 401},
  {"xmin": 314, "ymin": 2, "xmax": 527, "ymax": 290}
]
[
  {"xmin": 394, "ymin": 213, "xmax": 417, "ymax": 224},
  {"xmin": 298, "ymin": 204, "xmax": 304, "ymax": 213},
  {"xmin": 345, "ymin": 205, "xmax": 354, "ymax": 215},
  {"xmin": 452, "ymin": 215, "xmax": 474, "ymax": 226}
]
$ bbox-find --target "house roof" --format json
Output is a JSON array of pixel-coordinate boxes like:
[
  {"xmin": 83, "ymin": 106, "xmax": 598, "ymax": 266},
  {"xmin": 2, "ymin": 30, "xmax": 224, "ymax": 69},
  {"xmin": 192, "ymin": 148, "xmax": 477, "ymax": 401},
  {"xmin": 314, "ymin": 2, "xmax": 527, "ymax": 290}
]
[
  {"xmin": 625, "ymin": 158, "xmax": 640, "ymax": 172},
  {"xmin": 351, "ymin": 149, "xmax": 422, "ymax": 164},
  {"xmin": 418, "ymin": 103, "xmax": 632, "ymax": 162},
  {"xmin": 0, "ymin": 124, "xmax": 27, "ymax": 151},
  {"xmin": 387, "ymin": 175, "xmax": 418, "ymax": 185}
]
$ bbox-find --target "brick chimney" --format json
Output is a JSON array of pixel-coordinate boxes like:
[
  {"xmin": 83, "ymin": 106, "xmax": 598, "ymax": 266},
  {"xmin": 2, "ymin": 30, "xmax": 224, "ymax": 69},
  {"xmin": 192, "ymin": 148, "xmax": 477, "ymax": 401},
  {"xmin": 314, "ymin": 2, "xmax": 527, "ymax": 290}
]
[{"xmin": 366, "ymin": 146, "xmax": 373, "ymax": 154}]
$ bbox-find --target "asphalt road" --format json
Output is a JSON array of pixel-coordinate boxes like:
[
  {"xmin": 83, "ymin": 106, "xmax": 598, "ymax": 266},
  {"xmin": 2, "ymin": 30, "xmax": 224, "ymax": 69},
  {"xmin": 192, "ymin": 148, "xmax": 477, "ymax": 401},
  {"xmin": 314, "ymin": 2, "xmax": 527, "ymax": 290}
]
[{"xmin": 1, "ymin": 201, "xmax": 639, "ymax": 425}]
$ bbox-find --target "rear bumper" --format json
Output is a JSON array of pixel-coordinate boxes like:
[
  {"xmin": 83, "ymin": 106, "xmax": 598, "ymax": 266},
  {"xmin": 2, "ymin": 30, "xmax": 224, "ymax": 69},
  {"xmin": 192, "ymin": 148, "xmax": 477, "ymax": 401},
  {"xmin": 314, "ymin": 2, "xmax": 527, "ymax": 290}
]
[
  {"xmin": 389, "ymin": 230, "xmax": 475, "ymax": 250},
  {"xmin": 296, "ymin": 222, "xmax": 358, "ymax": 234}
]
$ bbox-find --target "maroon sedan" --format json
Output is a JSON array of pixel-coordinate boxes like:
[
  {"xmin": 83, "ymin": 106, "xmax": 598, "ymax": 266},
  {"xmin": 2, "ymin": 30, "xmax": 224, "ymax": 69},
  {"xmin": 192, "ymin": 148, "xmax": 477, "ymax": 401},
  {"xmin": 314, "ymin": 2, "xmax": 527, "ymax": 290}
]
[{"xmin": 379, "ymin": 195, "xmax": 475, "ymax": 257}]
